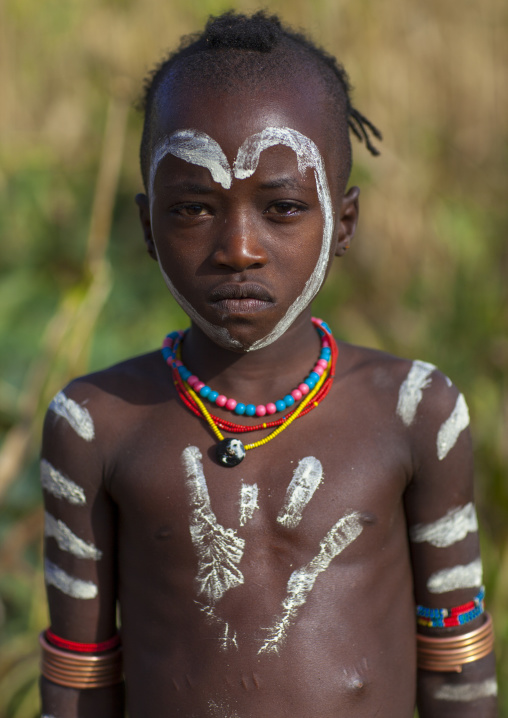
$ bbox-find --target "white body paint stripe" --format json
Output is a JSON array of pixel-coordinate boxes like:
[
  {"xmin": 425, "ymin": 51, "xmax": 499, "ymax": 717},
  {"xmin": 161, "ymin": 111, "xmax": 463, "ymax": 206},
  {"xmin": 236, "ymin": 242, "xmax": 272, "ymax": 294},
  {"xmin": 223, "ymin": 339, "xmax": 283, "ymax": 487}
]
[
  {"xmin": 435, "ymin": 678, "xmax": 497, "ymax": 701},
  {"xmin": 183, "ymin": 446, "xmax": 245, "ymax": 603},
  {"xmin": 44, "ymin": 558, "xmax": 98, "ymax": 599},
  {"xmin": 396, "ymin": 360, "xmax": 436, "ymax": 426},
  {"xmin": 44, "ymin": 512, "xmax": 102, "ymax": 560},
  {"xmin": 259, "ymin": 511, "xmax": 363, "ymax": 654},
  {"xmin": 239, "ymin": 482, "xmax": 259, "ymax": 527},
  {"xmin": 197, "ymin": 602, "xmax": 239, "ymax": 652},
  {"xmin": 427, "ymin": 558, "xmax": 483, "ymax": 594},
  {"xmin": 437, "ymin": 393, "xmax": 470, "ymax": 460},
  {"xmin": 409, "ymin": 503, "xmax": 478, "ymax": 547},
  {"xmin": 277, "ymin": 457, "xmax": 323, "ymax": 529},
  {"xmin": 49, "ymin": 391, "xmax": 95, "ymax": 442},
  {"xmin": 40, "ymin": 459, "xmax": 86, "ymax": 505}
]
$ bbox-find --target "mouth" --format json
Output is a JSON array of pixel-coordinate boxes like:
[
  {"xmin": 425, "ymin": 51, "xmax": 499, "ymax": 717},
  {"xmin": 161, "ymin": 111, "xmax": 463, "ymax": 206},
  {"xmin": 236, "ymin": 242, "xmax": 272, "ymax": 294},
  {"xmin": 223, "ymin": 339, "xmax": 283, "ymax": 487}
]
[{"xmin": 208, "ymin": 283, "xmax": 274, "ymax": 315}]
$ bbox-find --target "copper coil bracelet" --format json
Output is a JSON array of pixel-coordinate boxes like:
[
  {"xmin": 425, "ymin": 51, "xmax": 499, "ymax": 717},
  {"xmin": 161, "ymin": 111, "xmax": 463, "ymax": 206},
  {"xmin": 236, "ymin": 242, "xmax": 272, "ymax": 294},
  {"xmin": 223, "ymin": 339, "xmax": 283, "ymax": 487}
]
[
  {"xmin": 417, "ymin": 612, "xmax": 494, "ymax": 673},
  {"xmin": 40, "ymin": 632, "xmax": 123, "ymax": 689}
]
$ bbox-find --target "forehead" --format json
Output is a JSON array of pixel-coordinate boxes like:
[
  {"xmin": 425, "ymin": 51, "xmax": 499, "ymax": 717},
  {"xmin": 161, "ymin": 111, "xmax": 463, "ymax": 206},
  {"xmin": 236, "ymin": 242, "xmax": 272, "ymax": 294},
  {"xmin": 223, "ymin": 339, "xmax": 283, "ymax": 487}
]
[{"xmin": 151, "ymin": 71, "xmax": 345, "ymax": 179}]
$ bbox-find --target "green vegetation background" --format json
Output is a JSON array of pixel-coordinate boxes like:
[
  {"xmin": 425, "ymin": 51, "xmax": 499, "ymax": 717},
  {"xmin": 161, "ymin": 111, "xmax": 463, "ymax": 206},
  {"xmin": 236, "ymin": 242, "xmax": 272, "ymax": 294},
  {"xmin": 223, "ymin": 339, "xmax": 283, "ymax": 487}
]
[{"xmin": 0, "ymin": 0, "xmax": 506, "ymax": 715}]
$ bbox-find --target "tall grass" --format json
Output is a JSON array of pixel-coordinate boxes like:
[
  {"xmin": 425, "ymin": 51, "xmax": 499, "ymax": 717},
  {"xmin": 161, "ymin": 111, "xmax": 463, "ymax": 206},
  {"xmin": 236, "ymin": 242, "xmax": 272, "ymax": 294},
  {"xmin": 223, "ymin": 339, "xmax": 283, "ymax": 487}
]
[{"xmin": 0, "ymin": 0, "xmax": 506, "ymax": 715}]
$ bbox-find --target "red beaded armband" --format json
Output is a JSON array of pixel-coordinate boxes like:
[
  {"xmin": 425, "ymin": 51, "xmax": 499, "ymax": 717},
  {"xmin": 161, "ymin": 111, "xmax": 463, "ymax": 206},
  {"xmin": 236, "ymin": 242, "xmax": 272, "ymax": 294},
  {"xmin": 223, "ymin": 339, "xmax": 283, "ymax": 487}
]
[{"xmin": 45, "ymin": 629, "xmax": 121, "ymax": 653}]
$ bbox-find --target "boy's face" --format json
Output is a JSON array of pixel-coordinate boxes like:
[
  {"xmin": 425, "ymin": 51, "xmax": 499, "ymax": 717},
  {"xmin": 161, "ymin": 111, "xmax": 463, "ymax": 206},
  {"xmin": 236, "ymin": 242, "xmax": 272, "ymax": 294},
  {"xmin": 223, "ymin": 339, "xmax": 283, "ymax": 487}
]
[{"xmin": 138, "ymin": 73, "xmax": 358, "ymax": 351}]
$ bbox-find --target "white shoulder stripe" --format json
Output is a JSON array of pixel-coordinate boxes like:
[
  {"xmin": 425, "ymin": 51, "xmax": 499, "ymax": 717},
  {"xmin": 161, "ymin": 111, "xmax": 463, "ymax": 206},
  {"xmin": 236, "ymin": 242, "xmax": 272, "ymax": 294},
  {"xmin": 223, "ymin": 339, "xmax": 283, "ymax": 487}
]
[
  {"xmin": 40, "ymin": 459, "xmax": 86, "ymax": 505},
  {"xmin": 44, "ymin": 512, "xmax": 102, "ymax": 560},
  {"xmin": 396, "ymin": 360, "xmax": 436, "ymax": 426},
  {"xmin": 409, "ymin": 503, "xmax": 478, "ymax": 547},
  {"xmin": 49, "ymin": 391, "xmax": 95, "ymax": 442},
  {"xmin": 44, "ymin": 558, "xmax": 98, "ymax": 599},
  {"xmin": 437, "ymin": 393, "xmax": 470, "ymax": 460},
  {"xmin": 427, "ymin": 558, "xmax": 483, "ymax": 594},
  {"xmin": 435, "ymin": 678, "xmax": 497, "ymax": 701}
]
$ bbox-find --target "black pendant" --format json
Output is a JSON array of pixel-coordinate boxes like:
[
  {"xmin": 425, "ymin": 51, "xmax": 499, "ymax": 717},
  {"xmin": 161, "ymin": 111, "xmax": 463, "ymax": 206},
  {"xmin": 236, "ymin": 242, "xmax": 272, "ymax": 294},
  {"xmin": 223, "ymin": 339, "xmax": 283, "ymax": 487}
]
[{"xmin": 216, "ymin": 438, "xmax": 246, "ymax": 467}]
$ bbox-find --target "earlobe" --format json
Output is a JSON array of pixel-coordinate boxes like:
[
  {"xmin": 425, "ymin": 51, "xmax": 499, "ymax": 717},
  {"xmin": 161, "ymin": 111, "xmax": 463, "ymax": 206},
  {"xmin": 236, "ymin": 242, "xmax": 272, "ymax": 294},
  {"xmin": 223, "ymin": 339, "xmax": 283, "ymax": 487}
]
[
  {"xmin": 335, "ymin": 186, "xmax": 360, "ymax": 257},
  {"xmin": 135, "ymin": 193, "xmax": 158, "ymax": 260}
]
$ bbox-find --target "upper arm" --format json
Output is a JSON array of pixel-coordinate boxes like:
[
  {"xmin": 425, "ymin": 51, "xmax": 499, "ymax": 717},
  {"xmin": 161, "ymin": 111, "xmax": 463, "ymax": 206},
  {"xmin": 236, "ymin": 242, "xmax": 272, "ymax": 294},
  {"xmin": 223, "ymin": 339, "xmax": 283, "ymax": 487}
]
[
  {"xmin": 402, "ymin": 367, "xmax": 481, "ymax": 612},
  {"xmin": 41, "ymin": 382, "xmax": 119, "ymax": 642}
]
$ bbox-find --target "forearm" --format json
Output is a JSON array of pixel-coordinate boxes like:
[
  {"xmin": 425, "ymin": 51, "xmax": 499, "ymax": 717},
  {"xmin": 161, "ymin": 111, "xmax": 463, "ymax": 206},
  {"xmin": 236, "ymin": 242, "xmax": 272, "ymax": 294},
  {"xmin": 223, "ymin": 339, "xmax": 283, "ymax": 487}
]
[
  {"xmin": 417, "ymin": 651, "xmax": 498, "ymax": 717},
  {"xmin": 41, "ymin": 676, "xmax": 125, "ymax": 718}
]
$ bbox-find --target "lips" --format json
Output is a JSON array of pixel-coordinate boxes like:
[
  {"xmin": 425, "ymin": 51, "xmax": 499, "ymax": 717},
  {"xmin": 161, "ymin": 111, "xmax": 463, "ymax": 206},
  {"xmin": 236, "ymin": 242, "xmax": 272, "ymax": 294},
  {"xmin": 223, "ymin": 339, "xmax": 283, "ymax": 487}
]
[{"xmin": 208, "ymin": 283, "xmax": 274, "ymax": 314}]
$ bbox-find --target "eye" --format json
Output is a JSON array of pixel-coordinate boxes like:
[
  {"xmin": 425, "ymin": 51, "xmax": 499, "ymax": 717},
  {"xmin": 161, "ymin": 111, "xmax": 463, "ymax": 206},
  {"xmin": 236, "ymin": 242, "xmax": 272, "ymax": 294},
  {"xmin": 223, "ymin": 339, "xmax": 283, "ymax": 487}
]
[
  {"xmin": 264, "ymin": 201, "xmax": 307, "ymax": 218},
  {"xmin": 171, "ymin": 203, "xmax": 210, "ymax": 217}
]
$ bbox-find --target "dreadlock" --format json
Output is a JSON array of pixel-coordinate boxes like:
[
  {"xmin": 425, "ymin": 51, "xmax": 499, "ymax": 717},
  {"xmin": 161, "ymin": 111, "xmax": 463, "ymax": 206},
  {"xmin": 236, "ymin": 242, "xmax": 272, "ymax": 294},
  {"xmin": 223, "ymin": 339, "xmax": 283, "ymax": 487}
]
[{"xmin": 138, "ymin": 11, "xmax": 381, "ymax": 190}]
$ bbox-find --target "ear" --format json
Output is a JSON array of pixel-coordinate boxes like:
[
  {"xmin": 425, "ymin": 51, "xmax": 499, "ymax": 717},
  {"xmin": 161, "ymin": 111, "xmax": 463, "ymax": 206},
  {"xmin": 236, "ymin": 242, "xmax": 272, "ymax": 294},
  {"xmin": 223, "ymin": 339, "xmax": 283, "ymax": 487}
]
[
  {"xmin": 335, "ymin": 186, "xmax": 360, "ymax": 257},
  {"xmin": 135, "ymin": 193, "xmax": 158, "ymax": 260}
]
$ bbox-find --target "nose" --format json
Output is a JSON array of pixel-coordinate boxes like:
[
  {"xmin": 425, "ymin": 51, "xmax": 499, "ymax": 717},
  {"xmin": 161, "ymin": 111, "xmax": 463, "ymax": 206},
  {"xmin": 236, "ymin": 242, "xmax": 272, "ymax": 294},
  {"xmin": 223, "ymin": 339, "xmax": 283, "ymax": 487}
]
[{"xmin": 211, "ymin": 212, "xmax": 268, "ymax": 272}]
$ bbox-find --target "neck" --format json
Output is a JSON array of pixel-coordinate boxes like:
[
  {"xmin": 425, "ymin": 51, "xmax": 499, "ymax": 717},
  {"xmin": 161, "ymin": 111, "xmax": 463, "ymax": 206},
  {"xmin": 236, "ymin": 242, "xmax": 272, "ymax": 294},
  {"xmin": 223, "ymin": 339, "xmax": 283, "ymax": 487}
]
[{"xmin": 180, "ymin": 310, "xmax": 321, "ymax": 405}]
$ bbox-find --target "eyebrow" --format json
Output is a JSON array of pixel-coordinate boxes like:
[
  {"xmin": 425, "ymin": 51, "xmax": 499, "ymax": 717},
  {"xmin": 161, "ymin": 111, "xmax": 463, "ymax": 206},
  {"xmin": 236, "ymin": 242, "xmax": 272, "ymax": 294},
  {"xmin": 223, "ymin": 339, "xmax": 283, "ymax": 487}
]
[
  {"xmin": 257, "ymin": 177, "xmax": 308, "ymax": 191},
  {"xmin": 162, "ymin": 182, "xmax": 215, "ymax": 194}
]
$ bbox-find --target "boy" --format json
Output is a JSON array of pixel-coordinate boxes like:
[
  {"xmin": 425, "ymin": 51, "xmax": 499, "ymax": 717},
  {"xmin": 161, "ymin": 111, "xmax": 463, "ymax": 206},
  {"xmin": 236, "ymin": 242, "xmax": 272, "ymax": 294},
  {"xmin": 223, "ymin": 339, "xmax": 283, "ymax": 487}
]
[{"xmin": 39, "ymin": 12, "xmax": 497, "ymax": 718}]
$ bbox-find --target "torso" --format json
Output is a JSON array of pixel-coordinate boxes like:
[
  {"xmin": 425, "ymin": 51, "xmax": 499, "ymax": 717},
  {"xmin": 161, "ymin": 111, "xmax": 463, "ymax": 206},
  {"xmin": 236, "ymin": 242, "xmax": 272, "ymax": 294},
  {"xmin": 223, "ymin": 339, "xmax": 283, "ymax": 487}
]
[{"xmin": 81, "ymin": 342, "xmax": 418, "ymax": 717}]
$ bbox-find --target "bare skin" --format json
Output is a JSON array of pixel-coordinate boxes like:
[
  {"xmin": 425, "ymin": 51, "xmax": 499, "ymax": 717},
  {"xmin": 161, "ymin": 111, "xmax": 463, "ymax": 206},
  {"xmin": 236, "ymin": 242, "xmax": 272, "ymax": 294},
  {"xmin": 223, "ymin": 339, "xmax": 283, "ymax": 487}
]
[{"xmin": 40, "ymin": 72, "xmax": 497, "ymax": 717}]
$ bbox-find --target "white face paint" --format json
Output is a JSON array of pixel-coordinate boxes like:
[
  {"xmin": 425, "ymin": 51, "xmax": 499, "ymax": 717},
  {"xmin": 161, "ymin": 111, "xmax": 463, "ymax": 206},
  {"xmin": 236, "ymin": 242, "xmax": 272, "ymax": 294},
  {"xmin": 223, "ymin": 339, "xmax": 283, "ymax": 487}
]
[
  {"xmin": 259, "ymin": 511, "xmax": 363, "ymax": 654},
  {"xmin": 434, "ymin": 678, "xmax": 498, "ymax": 702},
  {"xmin": 40, "ymin": 459, "xmax": 86, "ymax": 505},
  {"xmin": 426, "ymin": 557, "xmax": 483, "ymax": 594},
  {"xmin": 44, "ymin": 512, "xmax": 102, "ymax": 560},
  {"xmin": 396, "ymin": 360, "xmax": 436, "ymax": 427},
  {"xmin": 277, "ymin": 456, "xmax": 323, "ymax": 529},
  {"xmin": 410, "ymin": 503, "xmax": 478, "ymax": 548},
  {"xmin": 437, "ymin": 393, "xmax": 470, "ymax": 460},
  {"xmin": 239, "ymin": 482, "xmax": 259, "ymax": 527},
  {"xmin": 49, "ymin": 392, "xmax": 95, "ymax": 442},
  {"xmin": 182, "ymin": 446, "xmax": 245, "ymax": 603},
  {"xmin": 198, "ymin": 602, "xmax": 239, "ymax": 652},
  {"xmin": 150, "ymin": 127, "xmax": 334, "ymax": 351},
  {"xmin": 44, "ymin": 558, "xmax": 97, "ymax": 599}
]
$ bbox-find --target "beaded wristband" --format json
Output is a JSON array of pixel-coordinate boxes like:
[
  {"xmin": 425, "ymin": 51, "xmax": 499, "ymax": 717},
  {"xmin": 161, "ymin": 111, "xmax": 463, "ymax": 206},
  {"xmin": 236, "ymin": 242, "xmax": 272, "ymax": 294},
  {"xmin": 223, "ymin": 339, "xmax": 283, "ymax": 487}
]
[
  {"xmin": 416, "ymin": 586, "xmax": 485, "ymax": 628},
  {"xmin": 40, "ymin": 632, "xmax": 123, "ymax": 689},
  {"xmin": 417, "ymin": 612, "xmax": 494, "ymax": 673}
]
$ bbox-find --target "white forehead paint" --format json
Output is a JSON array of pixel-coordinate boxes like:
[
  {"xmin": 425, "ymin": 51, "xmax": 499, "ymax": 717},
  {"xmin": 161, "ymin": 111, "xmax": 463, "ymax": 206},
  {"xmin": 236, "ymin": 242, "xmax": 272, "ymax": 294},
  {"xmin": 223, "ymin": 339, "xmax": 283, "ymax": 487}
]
[
  {"xmin": 40, "ymin": 459, "xmax": 86, "ymax": 505},
  {"xmin": 396, "ymin": 360, "xmax": 436, "ymax": 426},
  {"xmin": 49, "ymin": 391, "xmax": 95, "ymax": 442},
  {"xmin": 437, "ymin": 393, "xmax": 470, "ymax": 460},
  {"xmin": 234, "ymin": 127, "xmax": 333, "ymax": 351},
  {"xmin": 277, "ymin": 456, "xmax": 323, "ymax": 529},
  {"xmin": 150, "ymin": 127, "xmax": 333, "ymax": 351},
  {"xmin": 409, "ymin": 503, "xmax": 478, "ymax": 548},
  {"xmin": 435, "ymin": 678, "xmax": 497, "ymax": 701},
  {"xmin": 198, "ymin": 602, "xmax": 239, "ymax": 652},
  {"xmin": 44, "ymin": 512, "xmax": 102, "ymax": 560},
  {"xmin": 182, "ymin": 446, "xmax": 245, "ymax": 603},
  {"xmin": 239, "ymin": 482, "xmax": 259, "ymax": 527},
  {"xmin": 427, "ymin": 557, "xmax": 483, "ymax": 594},
  {"xmin": 259, "ymin": 511, "xmax": 363, "ymax": 654},
  {"xmin": 44, "ymin": 558, "xmax": 97, "ymax": 599},
  {"xmin": 150, "ymin": 129, "xmax": 232, "ymax": 198}
]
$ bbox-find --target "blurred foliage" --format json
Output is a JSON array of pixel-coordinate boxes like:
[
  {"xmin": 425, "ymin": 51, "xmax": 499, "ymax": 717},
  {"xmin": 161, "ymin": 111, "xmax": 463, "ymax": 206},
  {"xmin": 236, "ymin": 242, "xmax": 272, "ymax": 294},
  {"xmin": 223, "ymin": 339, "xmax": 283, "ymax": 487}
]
[{"xmin": 0, "ymin": 0, "xmax": 507, "ymax": 715}]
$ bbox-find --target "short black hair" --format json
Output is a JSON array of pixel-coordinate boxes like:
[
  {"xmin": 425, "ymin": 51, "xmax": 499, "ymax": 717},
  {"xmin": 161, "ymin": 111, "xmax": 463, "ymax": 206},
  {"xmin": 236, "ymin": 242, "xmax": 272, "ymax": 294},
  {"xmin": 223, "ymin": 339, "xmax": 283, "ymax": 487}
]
[{"xmin": 138, "ymin": 11, "xmax": 381, "ymax": 190}]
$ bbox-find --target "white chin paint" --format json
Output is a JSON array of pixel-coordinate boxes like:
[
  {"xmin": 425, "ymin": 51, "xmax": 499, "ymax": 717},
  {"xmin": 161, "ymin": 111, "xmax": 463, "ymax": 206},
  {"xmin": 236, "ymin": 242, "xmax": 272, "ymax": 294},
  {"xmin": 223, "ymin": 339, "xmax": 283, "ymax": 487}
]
[
  {"xmin": 239, "ymin": 482, "xmax": 259, "ymax": 527},
  {"xmin": 149, "ymin": 127, "xmax": 333, "ymax": 351},
  {"xmin": 427, "ymin": 557, "xmax": 483, "ymax": 594},
  {"xmin": 277, "ymin": 456, "xmax": 323, "ymax": 529},
  {"xmin": 40, "ymin": 459, "xmax": 86, "ymax": 505},
  {"xmin": 44, "ymin": 512, "xmax": 102, "ymax": 560},
  {"xmin": 434, "ymin": 678, "xmax": 497, "ymax": 702},
  {"xmin": 182, "ymin": 446, "xmax": 245, "ymax": 604},
  {"xmin": 49, "ymin": 391, "xmax": 95, "ymax": 442},
  {"xmin": 396, "ymin": 360, "xmax": 436, "ymax": 426},
  {"xmin": 409, "ymin": 503, "xmax": 478, "ymax": 548},
  {"xmin": 44, "ymin": 558, "xmax": 98, "ymax": 600},
  {"xmin": 259, "ymin": 511, "xmax": 363, "ymax": 654},
  {"xmin": 437, "ymin": 393, "xmax": 470, "ymax": 460}
]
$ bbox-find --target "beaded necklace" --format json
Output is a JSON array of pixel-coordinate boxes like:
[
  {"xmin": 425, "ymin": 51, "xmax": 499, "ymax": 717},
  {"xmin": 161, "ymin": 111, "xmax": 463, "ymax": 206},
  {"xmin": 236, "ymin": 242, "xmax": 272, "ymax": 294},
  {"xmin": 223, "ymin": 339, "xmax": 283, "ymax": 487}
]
[{"xmin": 161, "ymin": 318, "xmax": 337, "ymax": 467}]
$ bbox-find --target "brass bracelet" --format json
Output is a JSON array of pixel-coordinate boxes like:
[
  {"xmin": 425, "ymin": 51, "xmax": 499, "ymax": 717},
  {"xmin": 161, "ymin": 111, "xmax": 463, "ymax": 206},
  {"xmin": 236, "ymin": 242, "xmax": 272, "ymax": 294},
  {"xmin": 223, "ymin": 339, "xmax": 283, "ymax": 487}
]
[
  {"xmin": 417, "ymin": 612, "xmax": 494, "ymax": 673},
  {"xmin": 40, "ymin": 632, "xmax": 123, "ymax": 689}
]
